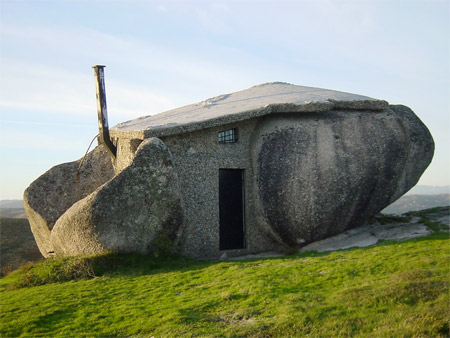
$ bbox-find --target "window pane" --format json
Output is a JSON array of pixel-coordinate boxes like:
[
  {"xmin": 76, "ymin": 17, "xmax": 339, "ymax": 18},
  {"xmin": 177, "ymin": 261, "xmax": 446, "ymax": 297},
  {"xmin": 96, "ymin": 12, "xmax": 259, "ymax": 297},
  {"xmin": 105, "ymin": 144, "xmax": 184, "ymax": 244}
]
[{"xmin": 218, "ymin": 128, "xmax": 237, "ymax": 144}]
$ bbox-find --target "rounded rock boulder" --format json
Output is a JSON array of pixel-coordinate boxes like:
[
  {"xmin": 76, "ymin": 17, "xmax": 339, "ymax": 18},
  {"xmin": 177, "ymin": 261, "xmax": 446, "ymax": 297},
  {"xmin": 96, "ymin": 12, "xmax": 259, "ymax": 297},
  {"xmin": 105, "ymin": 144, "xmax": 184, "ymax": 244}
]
[
  {"xmin": 251, "ymin": 105, "xmax": 434, "ymax": 247},
  {"xmin": 49, "ymin": 138, "xmax": 184, "ymax": 256}
]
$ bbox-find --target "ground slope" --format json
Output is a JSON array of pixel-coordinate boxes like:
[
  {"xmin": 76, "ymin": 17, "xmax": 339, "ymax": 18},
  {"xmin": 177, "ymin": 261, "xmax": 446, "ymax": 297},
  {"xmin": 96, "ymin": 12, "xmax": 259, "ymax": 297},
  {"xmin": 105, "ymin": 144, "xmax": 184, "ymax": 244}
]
[{"xmin": 1, "ymin": 208, "xmax": 448, "ymax": 337}]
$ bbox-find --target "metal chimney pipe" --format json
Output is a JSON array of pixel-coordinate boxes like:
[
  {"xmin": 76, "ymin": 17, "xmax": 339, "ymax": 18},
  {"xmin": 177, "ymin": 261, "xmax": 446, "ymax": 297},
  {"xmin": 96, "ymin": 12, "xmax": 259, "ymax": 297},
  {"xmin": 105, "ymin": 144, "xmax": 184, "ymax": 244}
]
[{"xmin": 92, "ymin": 65, "xmax": 117, "ymax": 160}]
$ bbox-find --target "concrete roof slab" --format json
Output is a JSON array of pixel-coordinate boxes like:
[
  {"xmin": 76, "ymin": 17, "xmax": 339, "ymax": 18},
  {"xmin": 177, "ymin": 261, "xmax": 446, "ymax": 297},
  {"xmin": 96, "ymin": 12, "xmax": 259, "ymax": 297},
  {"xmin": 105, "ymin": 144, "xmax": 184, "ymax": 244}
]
[{"xmin": 110, "ymin": 82, "xmax": 388, "ymax": 139}]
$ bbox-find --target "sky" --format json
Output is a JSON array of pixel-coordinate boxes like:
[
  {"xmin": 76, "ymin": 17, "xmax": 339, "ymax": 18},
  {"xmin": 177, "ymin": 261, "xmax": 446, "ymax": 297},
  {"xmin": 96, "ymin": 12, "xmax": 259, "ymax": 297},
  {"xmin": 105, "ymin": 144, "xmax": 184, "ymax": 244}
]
[{"xmin": 0, "ymin": 0, "xmax": 449, "ymax": 200}]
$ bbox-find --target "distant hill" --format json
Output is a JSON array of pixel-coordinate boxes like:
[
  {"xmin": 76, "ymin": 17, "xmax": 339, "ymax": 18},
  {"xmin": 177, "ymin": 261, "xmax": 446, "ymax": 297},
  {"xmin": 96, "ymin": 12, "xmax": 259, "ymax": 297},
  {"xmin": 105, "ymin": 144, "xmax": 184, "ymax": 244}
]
[
  {"xmin": 0, "ymin": 200, "xmax": 26, "ymax": 219},
  {"xmin": 0, "ymin": 217, "xmax": 42, "ymax": 276},
  {"xmin": 0, "ymin": 200, "xmax": 23, "ymax": 208},
  {"xmin": 0, "ymin": 208, "xmax": 27, "ymax": 218},
  {"xmin": 382, "ymin": 194, "xmax": 450, "ymax": 214},
  {"xmin": 405, "ymin": 185, "xmax": 450, "ymax": 195}
]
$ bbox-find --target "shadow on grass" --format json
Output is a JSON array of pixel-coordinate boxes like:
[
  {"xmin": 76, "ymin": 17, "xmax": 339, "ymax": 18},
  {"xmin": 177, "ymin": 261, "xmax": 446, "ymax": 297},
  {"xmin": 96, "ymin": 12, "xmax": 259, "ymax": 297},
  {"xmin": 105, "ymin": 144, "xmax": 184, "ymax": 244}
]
[
  {"xmin": 2, "ymin": 229, "xmax": 448, "ymax": 291},
  {"xmin": 31, "ymin": 308, "xmax": 77, "ymax": 333},
  {"xmin": 1, "ymin": 252, "xmax": 218, "ymax": 290},
  {"xmin": 177, "ymin": 300, "xmax": 222, "ymax": 325}
]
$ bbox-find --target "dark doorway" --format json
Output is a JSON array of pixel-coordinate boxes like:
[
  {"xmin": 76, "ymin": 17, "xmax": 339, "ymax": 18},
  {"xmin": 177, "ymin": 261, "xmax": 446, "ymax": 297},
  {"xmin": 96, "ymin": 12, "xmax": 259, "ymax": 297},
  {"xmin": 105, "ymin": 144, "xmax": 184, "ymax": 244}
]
[{"xmin": 219, "ymin": 169, "xmax": 245, "ymax": 250}]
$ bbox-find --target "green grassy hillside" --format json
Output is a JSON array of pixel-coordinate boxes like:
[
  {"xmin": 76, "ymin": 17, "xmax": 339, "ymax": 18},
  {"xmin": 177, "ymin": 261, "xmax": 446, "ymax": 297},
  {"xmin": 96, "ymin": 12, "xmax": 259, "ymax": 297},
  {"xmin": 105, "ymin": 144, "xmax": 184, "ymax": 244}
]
[
  {"xmin": 1, "ymin": 231, "xmax": 449, "ymax": 337},
  {"xmin": 1, "ymin": 208, "xmax": 448, "ymax": 337}
]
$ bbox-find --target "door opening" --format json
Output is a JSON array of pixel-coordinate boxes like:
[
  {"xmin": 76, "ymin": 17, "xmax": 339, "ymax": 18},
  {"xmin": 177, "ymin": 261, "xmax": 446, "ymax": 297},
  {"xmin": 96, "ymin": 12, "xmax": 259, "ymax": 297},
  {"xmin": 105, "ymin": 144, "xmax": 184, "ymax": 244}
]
[{"xmin": 219, "ymin": 169, "xmax": 245, "ymax": 250}]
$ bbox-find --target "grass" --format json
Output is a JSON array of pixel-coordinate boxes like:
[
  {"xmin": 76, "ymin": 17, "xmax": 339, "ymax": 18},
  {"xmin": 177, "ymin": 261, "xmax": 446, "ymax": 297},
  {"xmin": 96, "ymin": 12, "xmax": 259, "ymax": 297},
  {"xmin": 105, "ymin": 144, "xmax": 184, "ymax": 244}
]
[
  {"xmin": 1, "ymin": 232, "xmax": 449, "ymax": 337},
  {"xmin": 407, "ymin": 206, "xmax": 448, "ymax": 216},
  {"xmin": 407, "ymin": 206, "xmax": 450, "ymax": 233}
]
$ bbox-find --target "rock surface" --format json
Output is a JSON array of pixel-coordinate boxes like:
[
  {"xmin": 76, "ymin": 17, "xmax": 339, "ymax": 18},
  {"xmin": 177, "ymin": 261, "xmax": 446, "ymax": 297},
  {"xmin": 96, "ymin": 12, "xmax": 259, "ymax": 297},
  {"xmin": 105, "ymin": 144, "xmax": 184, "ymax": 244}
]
[
  {"xmin": 299, "ymin": 221, "xmax": 431, "ymax": 253},
  {"xmin": 226, "ymin": 208, "xmax": 449, "ymax": 260},
  {"xmin": 300, "ymin": 206, "xmax": 449, "ymax": 253},
  {"xmin": 23, "ymin": 146, "xmax": 115, "ymax": 257},
  {"xmin": 51, "ymin": 138, "xmax": 183, "ymax": 256},
  {"xmin": 252, "ymin": 105, "xmax": 434, "ymax": 248}
]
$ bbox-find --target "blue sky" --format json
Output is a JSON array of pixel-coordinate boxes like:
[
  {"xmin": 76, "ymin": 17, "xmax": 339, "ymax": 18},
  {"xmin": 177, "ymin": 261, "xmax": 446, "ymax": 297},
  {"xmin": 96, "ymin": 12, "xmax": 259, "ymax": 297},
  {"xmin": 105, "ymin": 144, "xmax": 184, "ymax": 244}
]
[{"xmin": 0, "ymin": 0, "xmax": 449, "ymax": 199}]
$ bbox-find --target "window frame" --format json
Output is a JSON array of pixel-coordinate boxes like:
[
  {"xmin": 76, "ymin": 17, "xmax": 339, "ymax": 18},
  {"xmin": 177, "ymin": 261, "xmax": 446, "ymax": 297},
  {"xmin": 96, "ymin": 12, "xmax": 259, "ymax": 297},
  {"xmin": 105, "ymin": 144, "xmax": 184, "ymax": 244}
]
[{"xmin": 218, "ymin": 128, "xmax": 238, "ymax": 144}]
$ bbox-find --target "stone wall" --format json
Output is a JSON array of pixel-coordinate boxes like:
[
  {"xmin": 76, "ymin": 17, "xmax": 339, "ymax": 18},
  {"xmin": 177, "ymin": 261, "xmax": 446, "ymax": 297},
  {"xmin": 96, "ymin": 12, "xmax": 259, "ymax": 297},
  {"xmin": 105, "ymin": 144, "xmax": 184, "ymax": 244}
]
[{"xmin": 160, "ymin": 119, "xmax": 282, "ymax": 258}]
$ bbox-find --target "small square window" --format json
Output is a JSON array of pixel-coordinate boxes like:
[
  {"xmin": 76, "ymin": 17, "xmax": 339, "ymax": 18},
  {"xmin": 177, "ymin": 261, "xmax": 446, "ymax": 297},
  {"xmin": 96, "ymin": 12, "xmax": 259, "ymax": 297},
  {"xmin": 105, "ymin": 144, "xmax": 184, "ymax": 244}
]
[{"xmin": 218, "ymin": 128, "xmax": 237, "ymax": 144}]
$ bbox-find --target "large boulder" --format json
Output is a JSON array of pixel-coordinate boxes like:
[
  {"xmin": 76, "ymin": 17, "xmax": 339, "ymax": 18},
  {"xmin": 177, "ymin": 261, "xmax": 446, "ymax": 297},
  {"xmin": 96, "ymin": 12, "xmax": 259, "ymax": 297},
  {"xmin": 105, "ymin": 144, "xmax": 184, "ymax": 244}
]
[
  {"xmin": 50, "ymin": 138, "xmax": 183, "ymax": 256},
  {"xmin": 252, "ymin": 105, "xmax": 434, "ymax": 247},
  {"xmin": 23, "ymin": 146, "xmax": 115, "ymax": 257}
]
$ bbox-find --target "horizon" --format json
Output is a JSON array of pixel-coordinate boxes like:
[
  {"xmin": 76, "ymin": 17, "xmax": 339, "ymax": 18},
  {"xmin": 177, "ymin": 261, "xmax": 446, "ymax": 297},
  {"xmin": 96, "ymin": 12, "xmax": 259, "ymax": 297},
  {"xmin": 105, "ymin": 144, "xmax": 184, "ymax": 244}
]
[
  {"xmin": 1, "ymin": 0, "xmax": 449, "ymax": 199},
  {"xmin": 1, "ymin": 184, "xmax": 449, "ymax": 204}
]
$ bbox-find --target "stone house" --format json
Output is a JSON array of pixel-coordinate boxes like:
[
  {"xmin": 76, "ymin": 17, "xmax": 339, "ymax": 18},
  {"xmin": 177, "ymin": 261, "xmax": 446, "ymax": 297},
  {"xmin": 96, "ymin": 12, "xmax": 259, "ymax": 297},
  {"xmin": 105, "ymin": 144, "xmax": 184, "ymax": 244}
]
[{"xmin": 24, "ymin": 82, "xmax": 434, "ymax": 259}]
